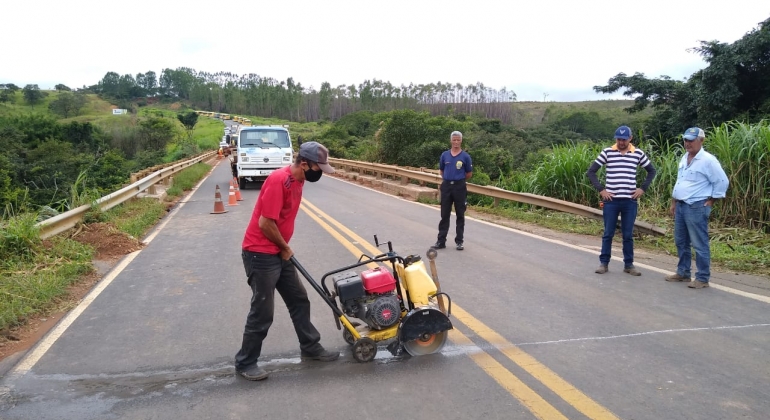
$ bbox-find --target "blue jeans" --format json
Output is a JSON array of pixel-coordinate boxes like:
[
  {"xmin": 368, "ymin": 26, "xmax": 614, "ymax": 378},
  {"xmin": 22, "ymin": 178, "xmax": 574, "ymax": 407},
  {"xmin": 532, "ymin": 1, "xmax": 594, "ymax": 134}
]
[
  {"xmin": 674, "ymin": 200, "xmax": 712, "ymax": 282},
  {"xmin": 600, "ymin": 198, "xmax": 638, "ymax": 267}
]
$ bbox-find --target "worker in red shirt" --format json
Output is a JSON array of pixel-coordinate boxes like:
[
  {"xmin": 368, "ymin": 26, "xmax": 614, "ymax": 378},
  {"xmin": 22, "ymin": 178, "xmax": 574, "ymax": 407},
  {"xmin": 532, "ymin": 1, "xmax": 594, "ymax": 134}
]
[{"xmin": 235, "ymin": 142, "xmax": 337, "ymax": 381}]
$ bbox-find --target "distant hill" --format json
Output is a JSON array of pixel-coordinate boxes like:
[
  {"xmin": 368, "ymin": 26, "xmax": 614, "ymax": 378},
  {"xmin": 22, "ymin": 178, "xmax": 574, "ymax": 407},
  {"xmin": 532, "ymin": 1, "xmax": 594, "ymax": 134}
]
[
  {"xmin": 509, "ymin": 100, "xmax": 641, "ymax": 128},
  {"xmin": 0, "ymin": 91, "xmax": 116, "ymax": 121}
]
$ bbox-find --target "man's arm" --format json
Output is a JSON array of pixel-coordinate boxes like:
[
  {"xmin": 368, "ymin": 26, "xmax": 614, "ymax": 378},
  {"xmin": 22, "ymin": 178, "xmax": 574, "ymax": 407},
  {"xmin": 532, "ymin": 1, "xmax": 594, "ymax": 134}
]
[
  {"xmin": 258, "ymin": 216, "xmax": 293, "ymax": 260},
  {"xmin": 632, "ymin": 162, "xmax": 657, "ymax": 199},
  {"xmin": 640, "ymin": 162, "xmax": 656, "ymax": 191},
  {"xmin": 585, "ymin": 162, "xmax": 604, "ymax": 191},
  {"xmin": 708, "ymin": 159, "xmax": 730, "ymax": 199},
  {"xmin": 465, "ymin": 154, "xmax": 473, "ymax": 180}
]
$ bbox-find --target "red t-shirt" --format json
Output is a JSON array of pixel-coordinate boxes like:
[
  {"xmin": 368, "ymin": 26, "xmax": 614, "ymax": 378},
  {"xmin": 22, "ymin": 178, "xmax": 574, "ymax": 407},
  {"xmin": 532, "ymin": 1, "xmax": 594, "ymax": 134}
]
[{"xmin": 242, "ymin": 166, "xmax": 304, "ymax": 254}]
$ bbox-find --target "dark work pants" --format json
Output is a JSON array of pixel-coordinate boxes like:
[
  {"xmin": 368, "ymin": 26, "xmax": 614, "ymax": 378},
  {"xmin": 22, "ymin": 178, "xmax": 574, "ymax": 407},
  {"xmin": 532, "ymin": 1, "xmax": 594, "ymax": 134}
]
[
  {"xmin": 437, "ymin": 180, "xmax": 467, "ymax": 245},
  {"xmin": 235, "ymin": 251, "xmax": 322, "ymax": 371}
]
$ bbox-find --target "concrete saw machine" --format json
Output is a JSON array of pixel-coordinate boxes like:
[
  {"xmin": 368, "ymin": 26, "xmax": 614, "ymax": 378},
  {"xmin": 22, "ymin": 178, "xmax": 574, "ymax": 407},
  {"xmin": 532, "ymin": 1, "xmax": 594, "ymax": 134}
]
[{"xmin": 291, "ymin": 236, "xmax": 452, "ymax": 362}]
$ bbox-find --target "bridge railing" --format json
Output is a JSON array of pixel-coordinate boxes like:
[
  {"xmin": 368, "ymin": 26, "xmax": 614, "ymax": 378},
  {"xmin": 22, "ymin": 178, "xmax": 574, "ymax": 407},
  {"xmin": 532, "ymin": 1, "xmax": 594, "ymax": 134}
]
[
  {"xmin": 37, "ymin": 151, "xmax": 217, "ymax": 240},
  {"xmin": 330, "ymin": 158, "xmax": 666, "ymax": 236}
]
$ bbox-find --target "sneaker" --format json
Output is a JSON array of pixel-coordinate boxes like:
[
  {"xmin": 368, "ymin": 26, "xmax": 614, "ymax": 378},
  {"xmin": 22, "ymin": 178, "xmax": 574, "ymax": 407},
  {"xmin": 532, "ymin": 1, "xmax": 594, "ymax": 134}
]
[
  {"xmin": 432, "ymin": 242, "xmax": 446, "ymax": 249},
  {"xmin": 301, "ymin": 348, "xmax": 340, "ymax": 362},
  {"xmin": 623, "ymin": 266, "xmax": 641, "ymax": 276},
  {"xmin": 456, "ymin": 242, "xmax": 464, "ymax": 251},
  {"xmin": 665, "ymin": 273, "xmax": 691, "ymax": 282},
  {"xmin": 688, "ymin": 280, "xmax": 710, "ymax": 289},
  {"xmin": 236, "ymin": 365, "xmax": 269, "ymax": 381},
  {"xmin": 595, "ymin": 265, "xmax": 608, "ymax": 274}
]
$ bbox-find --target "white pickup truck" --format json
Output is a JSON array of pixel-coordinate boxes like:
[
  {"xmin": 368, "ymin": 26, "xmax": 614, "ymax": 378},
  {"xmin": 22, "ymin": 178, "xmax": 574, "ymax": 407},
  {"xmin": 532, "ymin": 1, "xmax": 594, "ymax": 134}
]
[{"xmin": 230, "ymin": 125, "xmax": 293, "ymax": 189}]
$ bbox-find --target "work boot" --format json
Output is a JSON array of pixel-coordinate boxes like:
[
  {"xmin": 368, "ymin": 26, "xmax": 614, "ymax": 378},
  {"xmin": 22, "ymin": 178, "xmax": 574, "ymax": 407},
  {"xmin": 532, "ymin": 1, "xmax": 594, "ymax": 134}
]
[
  {"xmin": 665, "ymin": 273, "xmax": 691, "ymax": 282},
  {"xmin": 301, "ymin": 348, "xmax": 340, "ymax": 362},
  {"xmin": 623, "ymin": 266, "xmax": 641, "ymax": 276},
  {"xmin": 236, "ymin": 364, "xmax": 269, "ymax": 381},
  {"xmin": 456, "ymin": 242, "xmax": 464, "ymax": 251},
  {"xmin": 595, "ymin": 265, "xmax": 608, "ymax": 274},
  {"xmin": 432, "ymin": 241, "xmax": 446, "ymax": 249},
  {"xmin": 688, "ymin": 280, "xmax": 710, "ymax": 289}
]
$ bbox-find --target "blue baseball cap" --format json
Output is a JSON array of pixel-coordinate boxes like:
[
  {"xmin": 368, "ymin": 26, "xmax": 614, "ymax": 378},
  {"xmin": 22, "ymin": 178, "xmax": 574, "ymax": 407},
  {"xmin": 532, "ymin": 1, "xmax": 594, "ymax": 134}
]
[
  {"xmin": 682, "ymin": 127, "xmax": 705, "ymax": 141},
  {"xmin": 614, "ymin": 126, "xmax": 632, "ymax": 140}
]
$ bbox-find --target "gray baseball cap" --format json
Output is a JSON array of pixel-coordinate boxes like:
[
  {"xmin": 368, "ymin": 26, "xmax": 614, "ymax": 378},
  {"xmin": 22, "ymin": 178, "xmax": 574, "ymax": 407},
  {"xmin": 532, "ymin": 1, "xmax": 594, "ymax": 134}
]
[{"xmin": 299, "ymin": 141, "xmax": 334, "ymax": 173}]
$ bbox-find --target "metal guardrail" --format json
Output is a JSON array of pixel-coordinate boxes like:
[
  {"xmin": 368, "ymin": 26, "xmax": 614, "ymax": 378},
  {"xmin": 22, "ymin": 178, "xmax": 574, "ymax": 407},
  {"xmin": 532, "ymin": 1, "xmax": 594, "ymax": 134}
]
[
  {"xmin": 330, "ymin": 158, "xmax": 666, "ymax": 236},
  {"xmin": 36, "ymin": 151, "xmax": 217, "ymax": 239}
]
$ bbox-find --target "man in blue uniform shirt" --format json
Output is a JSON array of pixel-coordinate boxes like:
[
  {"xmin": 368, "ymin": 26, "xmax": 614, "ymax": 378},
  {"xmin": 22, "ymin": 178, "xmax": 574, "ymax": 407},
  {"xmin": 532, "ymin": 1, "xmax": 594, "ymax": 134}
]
[
  {"xmin": 433, "ymin": 131, "xmax": 473, "ymax": 251},
  {"xmin": 665, "ymin": 127, "xmax": 729, "ymax": 289}
]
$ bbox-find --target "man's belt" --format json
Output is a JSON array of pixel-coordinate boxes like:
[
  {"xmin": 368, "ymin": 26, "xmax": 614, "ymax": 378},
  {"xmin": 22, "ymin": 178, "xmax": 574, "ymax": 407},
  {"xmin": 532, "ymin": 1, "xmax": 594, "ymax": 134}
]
[{"xmin": 445, "ymin": 179, "xmax": 466, "ymax": 185}]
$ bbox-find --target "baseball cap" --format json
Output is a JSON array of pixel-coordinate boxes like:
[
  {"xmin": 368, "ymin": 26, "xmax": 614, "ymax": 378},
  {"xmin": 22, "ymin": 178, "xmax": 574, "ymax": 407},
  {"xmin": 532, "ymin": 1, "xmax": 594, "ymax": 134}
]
[
  {"xmin": 299, "ymin": 141, "xmax": 335, "ymax": 173},
  {"xmin": 614, "ymin": 126, "xmax": 632, "ymax": 140},
  {"xmin": 682, "ymin": 127, "xmax": 705, "ymax": 141}
]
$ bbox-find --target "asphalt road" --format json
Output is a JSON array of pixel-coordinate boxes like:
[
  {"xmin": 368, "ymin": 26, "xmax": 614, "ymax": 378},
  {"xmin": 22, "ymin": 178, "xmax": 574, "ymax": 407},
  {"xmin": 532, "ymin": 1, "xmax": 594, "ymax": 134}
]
[{"xmin": 0, "ymin": 140, "xmax": 768, "ymax": 419}]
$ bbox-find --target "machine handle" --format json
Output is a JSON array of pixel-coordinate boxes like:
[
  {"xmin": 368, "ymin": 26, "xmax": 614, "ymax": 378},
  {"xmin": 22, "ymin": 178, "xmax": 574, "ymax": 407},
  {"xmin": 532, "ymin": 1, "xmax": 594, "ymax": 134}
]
[
  {"xmin": 426, "ymin": 248, "xmax": 446, "ymax": 314},
  {"xmin": 290, "ymin": 256, "xmax": 345, "ymax": 319}
]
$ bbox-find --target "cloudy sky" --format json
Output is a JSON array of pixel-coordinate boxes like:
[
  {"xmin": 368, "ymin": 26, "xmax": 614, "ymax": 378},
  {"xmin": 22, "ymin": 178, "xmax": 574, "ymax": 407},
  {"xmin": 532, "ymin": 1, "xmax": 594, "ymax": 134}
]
[{"xmin": 2, "ymin": 0, "xmax": 767, "ymax": 101}]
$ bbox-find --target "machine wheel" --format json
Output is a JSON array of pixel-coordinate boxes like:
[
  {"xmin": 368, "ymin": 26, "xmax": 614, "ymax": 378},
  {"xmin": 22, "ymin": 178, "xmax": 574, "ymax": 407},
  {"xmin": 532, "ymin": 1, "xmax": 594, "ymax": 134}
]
[
  {"xmin": 238, "ymin": 177, "xmax": 246, "ymax": 190},
  {"xmin": 403, "ymin": 330, "xmax": 448, "ymax": 357},
  {"xmin": 343, "ymin": 328, "xmax": 355, "ymax": 346},
  {"xmin": 352, "ymin": 337, "xmax": 377, "ymax": 363}
]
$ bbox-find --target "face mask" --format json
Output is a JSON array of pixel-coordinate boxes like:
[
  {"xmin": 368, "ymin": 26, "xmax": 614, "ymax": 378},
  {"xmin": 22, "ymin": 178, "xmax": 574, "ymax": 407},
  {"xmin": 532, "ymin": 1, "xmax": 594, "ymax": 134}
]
[{"xmin": 304, "ymin": 167, "xmax": 323, "ymax": 182}]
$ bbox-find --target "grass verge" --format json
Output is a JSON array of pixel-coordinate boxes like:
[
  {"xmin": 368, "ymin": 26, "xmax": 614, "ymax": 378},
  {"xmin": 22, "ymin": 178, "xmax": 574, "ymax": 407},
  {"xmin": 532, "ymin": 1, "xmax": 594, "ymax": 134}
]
[
  {"xmin": 0, "ymin": 229, "xmax": 93, "ymax": 333},
  {"xmin": 166, "ymin": 163, "xmax": 212, "ymax": 198},
  {"xmin": 104, "ymin": 199, "xmax": 167, "ymax": 240},
  {"xmin": 472, "ymin": 204, "xmax": 770, "ymax": 277},
  {"xmin": 0, "ymin": 161, "xmax": 212, "ymax": 335}
]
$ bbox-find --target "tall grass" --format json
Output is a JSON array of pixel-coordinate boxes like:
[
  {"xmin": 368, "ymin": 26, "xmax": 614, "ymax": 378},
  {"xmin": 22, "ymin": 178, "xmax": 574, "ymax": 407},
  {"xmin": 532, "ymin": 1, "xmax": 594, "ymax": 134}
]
[
  {"xmin": 0, "ymin": 212, "xmax": 93, "ymax": 332},
  {"xmin": 498, "ymin": 120, "xmax": 770, "ymax": 231},
  {"xmin": 706, "ymin": 121, "xmax": 770, "ymax": 229}
]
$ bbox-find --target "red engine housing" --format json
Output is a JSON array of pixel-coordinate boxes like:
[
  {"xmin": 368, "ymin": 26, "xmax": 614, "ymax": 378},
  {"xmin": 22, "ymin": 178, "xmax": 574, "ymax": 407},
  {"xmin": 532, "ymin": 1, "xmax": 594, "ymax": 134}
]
[{"xmin": 361, "ymin": 267, "xmax": 396, "ymax": 294}]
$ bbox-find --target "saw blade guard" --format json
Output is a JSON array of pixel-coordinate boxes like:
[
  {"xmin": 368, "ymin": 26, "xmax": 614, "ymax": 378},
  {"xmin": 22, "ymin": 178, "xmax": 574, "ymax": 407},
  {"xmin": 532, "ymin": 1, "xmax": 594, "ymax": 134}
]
[{"xmin": 398, "ymin": 307, "xmax": 453, "ymax": 356}]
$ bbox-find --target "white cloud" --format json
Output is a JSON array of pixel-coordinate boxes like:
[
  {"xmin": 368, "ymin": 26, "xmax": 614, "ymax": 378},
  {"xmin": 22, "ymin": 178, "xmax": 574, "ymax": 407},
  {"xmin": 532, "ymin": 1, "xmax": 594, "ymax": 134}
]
[{"xmin": 2, "ymin": 0, "xmax": 767, "ymax": 100}]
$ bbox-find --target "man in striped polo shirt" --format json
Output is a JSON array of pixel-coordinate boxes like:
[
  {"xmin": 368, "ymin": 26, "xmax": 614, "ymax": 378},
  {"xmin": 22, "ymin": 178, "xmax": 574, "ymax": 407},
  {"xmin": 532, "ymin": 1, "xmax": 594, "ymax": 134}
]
[{"xmin": 587, "ymin": 126, "xmax": 656, "ymax": 276}]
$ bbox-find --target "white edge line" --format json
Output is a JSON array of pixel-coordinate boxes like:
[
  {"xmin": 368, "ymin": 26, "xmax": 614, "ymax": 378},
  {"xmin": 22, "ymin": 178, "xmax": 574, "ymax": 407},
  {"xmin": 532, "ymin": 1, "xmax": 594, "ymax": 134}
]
[
  {"xmin": 142, "ymin": 159, "xmax": 219, "ymax": 245},
  {"xmin": 328, "ymin": 175, "xmax": 770, "ymax": 305},
  {"xmin": 3, "ymin": 160, "xmax": 221, "ymax": 386},
  {"xmin": 5, "ymin": 251, "xmax": 141, "ymax": 381}
]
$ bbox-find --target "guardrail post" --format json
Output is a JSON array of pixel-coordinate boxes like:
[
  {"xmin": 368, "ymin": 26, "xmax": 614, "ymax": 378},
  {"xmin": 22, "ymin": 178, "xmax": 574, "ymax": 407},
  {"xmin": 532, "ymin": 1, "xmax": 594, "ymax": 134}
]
[
  {"xmin": 130, "ymin": 173, "xmax": 138, "ymax": 184},
  {"xmin": 493, "ymin": 197, "xmax": 499, "ymax": 207},
  {"xmin": 147, "ymin": 184, "xmax": 157, "ymax": 195},
  {"xmin": 400, "ymin": 176, "xmax": 409, "ymax": 185}
]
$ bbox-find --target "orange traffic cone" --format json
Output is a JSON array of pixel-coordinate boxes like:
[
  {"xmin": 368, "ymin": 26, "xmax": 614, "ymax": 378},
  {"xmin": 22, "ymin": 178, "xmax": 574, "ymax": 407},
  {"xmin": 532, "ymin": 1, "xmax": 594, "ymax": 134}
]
[
  {"xmin": 227, "ymin": 184, "xmax": 239, "ymax": 206},
  {"xmin": 233, "ymin": 177, "xmax": 243, "ymax": 201},
  {"xmin": 211, "ymin": 185, "xmax": 228, "ymax": 214}
]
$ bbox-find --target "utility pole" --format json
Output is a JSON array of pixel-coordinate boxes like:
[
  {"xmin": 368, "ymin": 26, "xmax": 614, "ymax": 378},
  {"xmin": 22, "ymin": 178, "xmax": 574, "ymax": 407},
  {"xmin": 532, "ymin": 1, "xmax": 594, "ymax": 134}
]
[{"xmin": 543, "ymin": 92, "xmax": 549, "ymax": 102}]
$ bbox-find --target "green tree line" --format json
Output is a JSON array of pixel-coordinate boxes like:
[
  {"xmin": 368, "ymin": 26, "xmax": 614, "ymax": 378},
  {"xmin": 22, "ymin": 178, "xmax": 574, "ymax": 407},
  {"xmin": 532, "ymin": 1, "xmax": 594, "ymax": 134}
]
[
  {"xmin": 316, "ymin": 109, "xmax": 770, "ymax": 231},
  {"xmin": 0, "ymin": 110, "xmax": 202, "ymax": 213},
  {"xmin": 88, "ymin": 69, "xmax": 519, "ymax": 123}
]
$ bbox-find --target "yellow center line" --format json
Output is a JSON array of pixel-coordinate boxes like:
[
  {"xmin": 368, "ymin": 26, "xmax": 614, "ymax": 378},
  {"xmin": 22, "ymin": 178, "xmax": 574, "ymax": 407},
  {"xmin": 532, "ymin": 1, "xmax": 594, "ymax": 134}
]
[
  {"xmin": 448, "ymin": 329, "xmax": 568, "ymax": 420},
  {"xmin": 300, "ymin": 199, "xmax": 566, "ymax": 419},
  {"xmin": 452, "ymin": 306, "xmax": 619, "ymax": 420},
  {"xmin": 301, "ymin": 198, "xmax": 619, "ymax": 420},
  {"xmin": 299, "ymin": 202, "xmax": 379, "ymax": 270}
]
